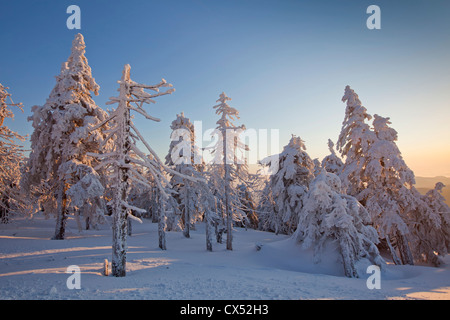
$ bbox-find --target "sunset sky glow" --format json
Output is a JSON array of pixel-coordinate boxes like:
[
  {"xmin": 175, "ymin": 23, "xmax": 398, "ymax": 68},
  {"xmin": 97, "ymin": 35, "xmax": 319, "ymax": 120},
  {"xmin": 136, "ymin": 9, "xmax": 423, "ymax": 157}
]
[{"xmin": 1, "ymin": 0, "xmax": 449, "ymax": 177}]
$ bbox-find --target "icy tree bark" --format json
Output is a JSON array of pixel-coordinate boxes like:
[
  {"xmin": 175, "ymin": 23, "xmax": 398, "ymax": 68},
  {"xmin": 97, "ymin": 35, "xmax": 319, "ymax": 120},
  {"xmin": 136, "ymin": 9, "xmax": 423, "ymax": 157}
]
[
  {"xmin": 206, "ymin": 211, "xmax": 213, "ymax": 252},
  {"xmin": 339, "ymin": 233, "xmax": 359, "ymax": 278},
  {"xmin": 385, "ymin": 234, "xmax": 402, "ymax": 265},
  {"xmin": 397, "ymin": 231, "xmax": 414, "ymax": 265},
  {"xmin": 183, "ymin": 187, "xmax": 191, "ymax": 238},
  {"xmin": 158, "ymin": 194, "xmax": 167, "ymax": 250},
  {"xmin": 90, "ymin": 64, "xmax": 194, "ymax": 275},
  {"xmin": 111, "ymin": 66, "xmax": 132, "ymax": 277},
  {"xmin": 223, "ymin": 129, "xmax": 233, "ymax": 251}
]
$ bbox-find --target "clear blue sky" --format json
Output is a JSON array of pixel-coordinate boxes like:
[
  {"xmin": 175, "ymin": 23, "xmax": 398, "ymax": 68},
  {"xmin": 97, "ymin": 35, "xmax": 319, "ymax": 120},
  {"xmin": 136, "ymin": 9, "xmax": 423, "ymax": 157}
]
[{"xmin": 1, "ymin": 0, "xmax": 449, "ymax": 176}]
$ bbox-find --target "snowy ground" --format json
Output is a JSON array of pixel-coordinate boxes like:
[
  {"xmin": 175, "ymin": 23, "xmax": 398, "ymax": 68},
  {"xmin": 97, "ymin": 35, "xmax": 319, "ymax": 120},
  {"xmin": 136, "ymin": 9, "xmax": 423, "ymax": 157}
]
[{"xmin": 0, "ymin": 213, "xmax": 449, "ymax": 300}]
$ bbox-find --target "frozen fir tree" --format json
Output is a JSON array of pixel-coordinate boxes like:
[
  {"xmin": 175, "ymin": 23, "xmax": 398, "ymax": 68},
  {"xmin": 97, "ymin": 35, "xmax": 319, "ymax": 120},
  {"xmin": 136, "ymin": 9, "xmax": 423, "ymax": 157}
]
[
  {"xmin": 26, "ymin": 34, "xmax": 109, "ymax": 239},
  {"xmin": 358, "ymin": 114, "xmax": 416, "ymax": 265},
  {"xmin": 293, "ymin": 172, "xmax": 384, "ymax": 278},
  {"xmin": 336, "ymin": 86, "xmax": 416, "ymax": 265},
  {"xmin": 206, "ymin": 163, "xmax": 227, "ymax": 242},
  {"xmin": 410, "ymin": 182, "xmax": 450, "ymax": 266},
  {"xmin": 312, "ymin": 158, "xmax": 322, "ymax": 177},
  {"xmin": 0, "ymin": 84, "xmax": 28, "ymax": 223},
  {"xmin": 165, "ymin": 112, "xmax": 203, "ymax": 237},
  {"xmin": 321, "ymin": 139, "xmax": 343, "ymax": 174},
  {"xmin": 64, "ymin": 160, "xmax": 106, "ymax": 231},
  {"xmin": 89, "ymin": 64, "xmax": 200, "ymax": 276},
  {"xmin": 236, "ymin": 182, "xmax": 258, "ymax": 230},
  {"xmin": 209, "ymin": 92, "xmax": 248, "ymax": 250},
  {"xmin": 336, "ymin": 85, "xmax": 376, "ymax": 196},
  {"xmin": 164, "ymin": 112, "xmax": 218, "ymax": 248},
  {"xmin": 258, "ymin": 135, "xmax": 315, "ymax": 235}
]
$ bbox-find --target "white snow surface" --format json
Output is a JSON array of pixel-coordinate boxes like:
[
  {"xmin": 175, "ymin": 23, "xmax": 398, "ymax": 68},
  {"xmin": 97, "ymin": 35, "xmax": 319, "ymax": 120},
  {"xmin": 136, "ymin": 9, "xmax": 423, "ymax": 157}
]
[{"xmin": 1, "ymin": 213, "xmax": 449, "ymax": 300}]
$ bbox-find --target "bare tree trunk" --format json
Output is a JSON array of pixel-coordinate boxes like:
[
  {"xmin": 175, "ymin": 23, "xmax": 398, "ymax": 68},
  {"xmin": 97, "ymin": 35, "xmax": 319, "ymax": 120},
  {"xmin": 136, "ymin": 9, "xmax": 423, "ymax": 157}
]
[
  {"xmin": 127, "ymin": 217, "xmax": 132, "ymax": 236},
  {"xmin": 385, "ymin": 234, "xmax": 402, "ymax": 265},
  {"xmin": 0, "ymin": 195, "xmax": 10, "ymax": 224},
  {"xmin": 339, "ymin": 233, "xmax": 358, "ymax": 278},
  {"xmin": 53, "ymin": 182, "xmax": 68, "ymax": 240},
  {"xmin": 206, "ymin": 211, "xmax": 213, "ymax": 252},
  {"xmin": 222, "ymin": 129, "xmax": 232, "ymax": 251},
  {"xmin": 158, "ymin": 192, "xmax": 167, "ymax": 250},
  {"xmin": 183, "ymin": 186, "xmax": 190, "ymax": 238},
  {"xmin": 397, "ymin": 231, "xmax": 414, "ymax": 265},
  {"xmin": 112, "ymin": 68, "xmax": 131, "ymax": 277},
  {"xmin": 151, "ymin": 187, "xmax": 159, "ymax": 223}
]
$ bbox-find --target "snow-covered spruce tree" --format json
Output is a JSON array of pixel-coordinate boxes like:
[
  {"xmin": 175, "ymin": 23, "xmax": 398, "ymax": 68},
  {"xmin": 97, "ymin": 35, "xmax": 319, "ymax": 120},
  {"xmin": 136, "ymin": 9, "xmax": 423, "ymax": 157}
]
[
  {"xmin": 336, "ymin": 86, "xmax": 415, "ymax": 265},
  {"xmin": 206, "ymin": 163, "xmax": 227, "ymax": 242},
  {"xmin": 312, "ymin": 158, "xmax": 322, "ymax": 177},
  {"xmin": 26, "ymin": 34, "xmax": 109, "ymax": 239},
  {"xmin": 89, "ymin": 64, "xmax": 200, "ymax": 276},
  {"xmin": 165, "ymin": 128, "xmax": 218, "ymax": 249},
  {"xmin": 209, "ymin": 92, "xmax": 249, "ymax": 250},
  {"xmin": 256, "ymin": 177, "xmax": 276, "ymax": 232},
  {"xmin": 336, "ymin": 86, "xmax": 376, "ymax": 195},
  {"xmin": 167, "ymin": 113, "xmax": 219, "ymax": 248},
  {"xmin": 336, "ymin": 85, "xmax": 376, "ymax": 196},
  {"xmin": 0, "ymin": 84, "xmax": 28, "ymax": 223},
  {"xmin": 64, "ymin": 160, "xmax": 106, "ymax": 231},
  {"xmin": 410, "ymin": 183, "xmax": 450, "ymax": 266},
  {"xmin": 236, "ymin": 182, "xmax": 258, "ymax": 229},
  {"xmin": 258, "ymin": 135, "xmax": 315, "ymax": 235},
  {"xmin": 357, "ymin": 114, "xmax": 417, "ymax": 265},
  {"xmin": 293, "ymin": 171, "xmax": 384, "ymax": 278},
  {"xmin": 165, "ymin": 112, "xmax": 204, "ymax": 237},
  {"xmin": 321, "ymin": 139, "xmax": 343, "ymax": 174}
]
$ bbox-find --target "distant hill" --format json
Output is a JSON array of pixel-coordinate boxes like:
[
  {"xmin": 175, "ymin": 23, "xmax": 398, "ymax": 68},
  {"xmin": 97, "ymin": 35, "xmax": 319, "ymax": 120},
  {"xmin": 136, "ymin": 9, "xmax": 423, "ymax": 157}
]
[{"xmin": 415, "ymin": 176, "xmax": 450, "ymax": 206}]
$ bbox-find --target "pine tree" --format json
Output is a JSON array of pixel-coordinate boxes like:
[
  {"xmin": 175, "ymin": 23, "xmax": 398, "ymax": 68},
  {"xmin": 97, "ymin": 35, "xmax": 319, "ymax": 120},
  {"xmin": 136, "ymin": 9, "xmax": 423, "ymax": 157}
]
[
  {"xmin": 210, "ymin": 92, "xmax": 248, "ymax": 250},
  {"xmin": 236, "ymin": 182, "xmax": 258, "ymax": 229},
  {"xmin": 321, "ymin": 139, "xmax": 343, "ymax": 174},
  {"xmin": 293, "ymin": 171, "xmax": 384, "ymax": 278},
  {"xmin": 165, "ymin": 112, "xmax": 203, "ymax": 237},
  {"xmin": 90, "ymin": 64, "xmax": 201, "ymax": 276},
  {"xmin": 358, "ymin": 114, "xmax": 416, "ymax": 265},
  {"xmin": 0, "ymin": 84, "xmax": 27, "ymax": 223},
  {"xmin": 410, "ymin": 182, "xmax": 450, "ymax": 266},
  {"xmin": 258, "ymin": 135, "xmax": 315, "ymax": 235},
  {"xmin": 336, "ymin": 86, "xmax": 416, "ymax": 265},
  {"xmin": 26, "ymin": 34, "xmax": 109, "ymax": 239},
  {"xmin": 336, "ymin": 85, "xmax": 376, "ymax": 196}
]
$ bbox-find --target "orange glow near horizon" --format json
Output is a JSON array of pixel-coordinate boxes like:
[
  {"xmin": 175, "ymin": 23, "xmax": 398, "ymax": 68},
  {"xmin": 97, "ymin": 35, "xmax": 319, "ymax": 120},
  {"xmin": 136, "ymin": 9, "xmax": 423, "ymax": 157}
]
[{"xmin": 402, "ymin": 149, "xmax": 450, "ymax": 178}]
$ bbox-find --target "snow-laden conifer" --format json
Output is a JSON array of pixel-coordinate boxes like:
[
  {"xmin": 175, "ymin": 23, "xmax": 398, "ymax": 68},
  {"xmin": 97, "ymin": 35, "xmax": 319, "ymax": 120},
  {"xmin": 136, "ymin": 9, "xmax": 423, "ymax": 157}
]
[
  {"xmin": 0, "ymin": 84, "xmax": 28, "ymax": 223},
  {"xmin": 165, "ymin": 112, "xmax": 204, "ymax": 237},
  {"xmin": 410, "ymin": 182, "xmax": 450, "ymax": 266},
  {"xmin": 258, "ymin": 135, "xmax": 315, "ymax": 235},
  {"xmin": 293, "ymin": 172, "xmax": 384, "ymax": 278},
  {"xmin": 321, "ymin": 139, "xmax": 343, "ymax": 174},
  {"xmin": 89, "ymin": 64, "xmax": 201, "ymax": 276},
  {"xmin": 358, "ymin": 114, "xmax": 416, "ymax": 265},
  {"xmin": 26, "ymin": 34, "xmax": 109, "ymax": 239},
  {"xmin": 209, "ymin": 92, "xmax": 249, "ymax": 250}
]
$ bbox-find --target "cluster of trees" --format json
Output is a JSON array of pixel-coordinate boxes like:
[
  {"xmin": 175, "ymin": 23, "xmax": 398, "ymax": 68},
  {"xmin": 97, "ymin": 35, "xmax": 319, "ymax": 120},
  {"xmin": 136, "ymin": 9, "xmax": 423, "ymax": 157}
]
[
  {"xmin": 1, "ymin": 34, "xmax": 449, "ymax": 278},
  {"xmin": 257, "ymin": 85, "xmax": 449, "ymax": 273}
]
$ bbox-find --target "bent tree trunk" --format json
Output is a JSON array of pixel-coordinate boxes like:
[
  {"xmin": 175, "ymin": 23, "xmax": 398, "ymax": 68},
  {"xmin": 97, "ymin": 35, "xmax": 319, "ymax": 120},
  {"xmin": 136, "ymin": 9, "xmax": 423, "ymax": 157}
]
[
  {"xmin": 339, "ymin": 232, "xmax": 358, "ymax": 278},
  {"xmin": 396, "ymin": 230, "xmax": 414, "ymax": 265},
  {"xmin": 386, "ymin": 231, "xmax": 414, "ymax": 266},
  {"xmin": 385, "ymin": 234, "xmax": 402, "ymax": 265}
]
